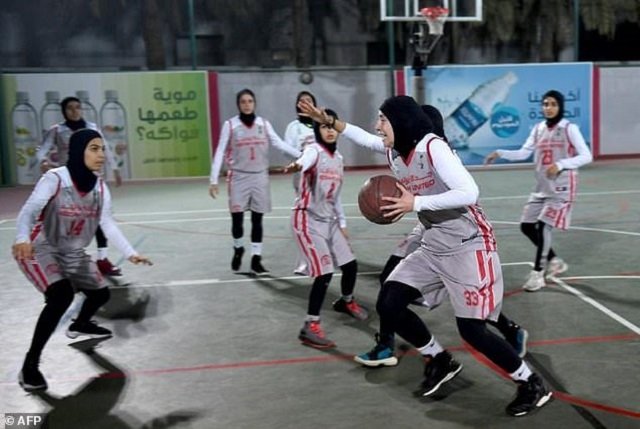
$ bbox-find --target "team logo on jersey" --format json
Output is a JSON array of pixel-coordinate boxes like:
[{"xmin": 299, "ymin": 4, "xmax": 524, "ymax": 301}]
[
  {"xmin": 555, "ymin": 186, "xmax": 568, "ymax": 192},
  {"xmin": 45, "ymin": 263, "xmax": 61, "ymax": 276},
  {"xmin": 321, "ymin": 255, "xmax": 332, "ymax": 266}
]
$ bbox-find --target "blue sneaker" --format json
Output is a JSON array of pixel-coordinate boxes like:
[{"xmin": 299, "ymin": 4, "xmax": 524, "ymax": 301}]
[{"xmin": 354, "ymin": 335, "xmax": 398, "ymax": 367}]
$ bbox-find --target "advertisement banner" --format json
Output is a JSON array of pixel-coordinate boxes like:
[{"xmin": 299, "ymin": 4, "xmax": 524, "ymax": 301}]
[
  {"xmin": 1, "ymin": 71, "xmax": 211, "ymax": 184},
  {"xmin": 403, "ymin": 63, "xmax": 593, "ymax": 165}
]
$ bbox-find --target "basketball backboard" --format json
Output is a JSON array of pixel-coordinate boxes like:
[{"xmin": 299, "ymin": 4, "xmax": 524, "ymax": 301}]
[{"xmin": 380, "ymin": 0, "xmax": 483, "ymax": 22}]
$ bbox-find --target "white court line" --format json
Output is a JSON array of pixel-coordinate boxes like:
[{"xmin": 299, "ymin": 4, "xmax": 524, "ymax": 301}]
[
  {"xmin": 550, "ymin": 276, "xmax": 640, "ymax": 335},
  {"xmin": 562, "ymin": 275, "xmax": 640, "ymax": 281}
]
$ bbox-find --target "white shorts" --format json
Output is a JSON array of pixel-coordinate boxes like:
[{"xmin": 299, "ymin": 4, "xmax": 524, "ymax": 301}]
[
  {"xmin": 521, "ymin": 193, "xmax": 573, "ymax": 230},
  {"xmin": 391, "ymin": 222, "xmax": 424, "ymax": 258},
  {"xmin": 17, "ymin": 245, "xmax": 106, "ymax": 293},
  {"xmin": 291, "ymin": 210, "xmax": 355, "ymax": 277},
  {"xmin": 386, "ymin": 247, "xmax": 503, "ymax": 321},
  {"xmin": 227, "ymin": 170, "xmax": 271, "ymax": 213}
]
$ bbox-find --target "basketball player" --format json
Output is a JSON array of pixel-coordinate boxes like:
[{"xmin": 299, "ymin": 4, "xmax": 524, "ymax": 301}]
[
  {"xmin": 300, "ymin": 97, "xmax": 552, "ymax": 417},
  {"xmin": 14, "ymin": 129, "xmax": 152, "ymax": 392},
  {"xmin": 283, "ymin": 110, "xmax": 368, "ymax": 348},
  {"xmin": 38, "ymin": 96, "xmax": 124, "ymax": 277},
  {"xmin": 209, "ymin": 89, "xmax": 301, "ymax": 274},
  {"xmin": 485, "ymin": 90, "xmax": 592, "ymax": 291}
]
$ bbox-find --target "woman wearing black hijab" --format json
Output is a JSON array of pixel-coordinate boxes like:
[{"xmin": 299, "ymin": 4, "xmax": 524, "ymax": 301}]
[
  {"xmin": 13, "ymin": 129, "xmax": 152, "ymax": 392},
  {"xmin": 485, "ymin": 90, "xmax": 592, "ymax": 291},
  {"xmin": 299, "ymin": 96, "xmax": 552, "ymax": 417}
]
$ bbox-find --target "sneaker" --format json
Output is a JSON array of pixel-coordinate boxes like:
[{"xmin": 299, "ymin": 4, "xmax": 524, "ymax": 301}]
[
  {"xmin": 354, "ymin": 334, "xmax": 398, "ymax": 367},
  {"xmin": 418, "ymin": 351, "xmax": 463, "ymax": 397},
  {"xmin": 545, "ymin": 257, "xmax": 568, "ymax": 280},
  {"xmin": 506, "ymin": 373, "xmax": 553, "ymax": 417},
  {"xmin": 231, "ymin": 247, "xmax": 244, "ymax": 271},
  {"xmin": 332, "ymin": 298, "xmax": 369, "ymax": 321},
  {"xmin": 66, "ymin": 320, "xmax": 113, "ymax": 340},
  {"xmin": 18, "ymin": 355, "xmax": 47, "ymax": 392},
  {"xmin": 97, "ymin": 258, "xmax": 122, "ymax": 276},
  {"xmin": 505, "ymin": 325, "xmax": 529, "ymax": 358},
  {"xmin": 251, "ymin": 255, "xmax": 269, "ymax": 276},
  {"xmin": 523, "ymin": 270, "xmax": 545, "ymax": 292},
  {"xmin": 298, "ymin": 320, "xmax": 335, "ymax": 348}
]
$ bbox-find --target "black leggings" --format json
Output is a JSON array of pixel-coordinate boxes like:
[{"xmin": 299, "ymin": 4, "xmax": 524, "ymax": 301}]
[
  {"xmin": 26, "ymin": 280, "xmax": 111, "ymax": 360},
  {"xmin": 520, "ymin": 221, "xmax": 556, "ymax": 271},
  {"xmin": 95, "ymin": 226, "xmax": 107, "ymax": 248},
  {"xmin": 456, "ymin": 317, "xmax": 522, "ymax": 373},
  {"xmin": 377, "ymin": 281, "xmax": 432, "ymax": 347},
  {"xmin": 231, "ymin": 211, "xmax": 263, "ymax": 243}
]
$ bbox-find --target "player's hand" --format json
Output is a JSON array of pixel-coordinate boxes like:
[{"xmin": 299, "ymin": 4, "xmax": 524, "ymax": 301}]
[
  {"xmin": 128, "ymin": 254, "xmax": 153, "ymax": 265},
  {"xmin": 297, "ymin": 99, "xmax": 328, "ymax": 123},
  {"xmin": 484, "ymin": 151, "xmax": 500, "ymax": 165},
  {"xmin": 209, "ymin": 184, "xmax": 219, "ymax": 199},
  {"xmin": 545, "ymin": 164, "xmax": 561, "ymax": 179},
  {"xmin": 114, "ymin": 170, "xmax": 123, "ymax": 187},
  {"xmin": 12, "ymin": 242, "xmax": 34, "ymax": 261},
  {"xmin": 40, "ymin": 161, "xmax": 52, "ymax": 173},
  {"xmin": 380, "ymin": 182, "xmax": 413, "ymax": 222},
  {"xmin": 282, "ymin": 162, "xmax": 301, "ymax": 173}
]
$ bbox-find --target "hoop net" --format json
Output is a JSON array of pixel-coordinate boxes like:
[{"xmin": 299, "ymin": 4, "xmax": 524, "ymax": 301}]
[{"xmin": 419, "ymin": 7, "xmax": 449, "ymax": 36}]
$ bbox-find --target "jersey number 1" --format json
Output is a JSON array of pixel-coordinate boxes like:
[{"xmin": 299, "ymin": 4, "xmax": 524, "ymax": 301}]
[{"xmin": 67, "ymin": 219, "xmax": 86, "ymax": 236}]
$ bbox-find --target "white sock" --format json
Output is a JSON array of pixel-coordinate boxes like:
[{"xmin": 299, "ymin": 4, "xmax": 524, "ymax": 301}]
[
  {"xmin": 233, "ymin": 239, "xmax": 244, "ymax": 249},
  {"xmin": 417, "ymin": 337, "xmax": 444, "ymax": 358},
  {"xmin": 97, "ymin": 248, "xmax": 108, "ymax": 260},
  {"xmin": 305, "ymin": 315, "xmax": 320, "ymax": 322},
  {"xmin": 251, "ymin": 242, "xmax": 262, "ymax": 256},
  {"xmin": 510, "ymin": 361, "xmax": 533, "ymax": 382},
  {"xmin": 342, "ymin": 294, "xmax": 353, "ymax": 302}
]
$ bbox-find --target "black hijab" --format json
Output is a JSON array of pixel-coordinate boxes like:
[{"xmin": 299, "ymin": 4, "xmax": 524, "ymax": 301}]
[
  {"xmin": 421, "ymin": 104, "xmax": 447, "ymax": 142},
  {"xmin": 67, "ymin": 129, "xmax": 101, "ymax": 193},
  {"xmin": 296, "ymin": 91, "xmax": 317, "ymax": 127},
  {"xmin": 61, "ymin": 96, "xmax": 87, "ymax": 131},
  {"xmin": 543, "ymin": 90, "xmax": 564, "ymax": 127},
  {"xmin": 313, "ymin": 109, "xmax": 338, "ymax": 154},
  {"xmin": 236, "ymin": 88, "xmax": 256, "ymax": 127},
  {"xmin": 379, "ymin": 96, "xmax": 434, "ymax": 158}
]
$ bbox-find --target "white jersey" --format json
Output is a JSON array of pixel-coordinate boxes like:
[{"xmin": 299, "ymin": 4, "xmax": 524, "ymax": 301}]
[
  {"xmin": 284, "ymin": 119, "xmax": 316, "ymax": 151},
  {"xmin": 37, "ymin": 121, "xmax": 118, "ymax": 172},
  {"xmin": 15, "ymin": 167, "xmax": 135, "ymax": 258},
  {"xmin": 210, "ymin": 116, "xmax": 300, "ymax": 184},
  {"xmin": 497, "ymin": 119, "xmax": 592, "ymax": 199},
  {"xmin": 293, "ymin": 143, "xmax": 346, "ymax": 226},
  {"xmin": 342, "ymin": 124, "xmax": 495, "ymax": 254}
]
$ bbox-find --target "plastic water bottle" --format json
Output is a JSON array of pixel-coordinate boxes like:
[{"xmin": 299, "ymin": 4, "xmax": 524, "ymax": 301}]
[
  {"xmin": 40, "ymin": 91, "xmax": 64, "ymax": 134},
  {"xmin": 12, "ymin": 92, "xmax": 40, "ymax": 184},
  {"xmin": 443, "ymin": 72, "xmax": 518, "ymax": 150},
  {"xmin": 76, "ymin": 90, "xmax": 99, "ymax": 125},
  {"xmin": 100, "ymin": 90, "xmax": 131, "ymax": 178}
]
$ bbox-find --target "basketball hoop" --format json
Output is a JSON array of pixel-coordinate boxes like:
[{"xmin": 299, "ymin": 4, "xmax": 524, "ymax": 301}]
[{"xmin": 419, "ymin": 7, "xmax": 449, "ymax": 36}]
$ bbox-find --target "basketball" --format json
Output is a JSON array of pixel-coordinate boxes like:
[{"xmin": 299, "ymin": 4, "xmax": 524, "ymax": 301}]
[{"xmin": 358, "ymin": 175, "xmax": 403, "ymax": 224}]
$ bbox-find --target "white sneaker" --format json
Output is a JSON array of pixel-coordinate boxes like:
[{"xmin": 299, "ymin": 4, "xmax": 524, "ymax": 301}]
[
  {"xmin": 545, "ymin": 257, "xmax": 568, "ymax": 279},
  {"xmin": 523, "ymin": 270, "xmax": 545, "ymax": 292}
]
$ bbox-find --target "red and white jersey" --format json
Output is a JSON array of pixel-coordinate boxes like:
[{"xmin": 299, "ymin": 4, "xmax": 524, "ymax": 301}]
[
  {"xmin": 293, "ymin": 143, "xmax": 346, "ymax": 226},
  {"xmin": 342, "ymin": 123, "xmax": 495, "ymax": 254},
  {"xmin": 210, "ymin": 116, "xmax": 300, "ymax": 184},
  {"xmin": 37, "ymin": 121, "xmax": 118, "ymax": 171},
  {"xmin": 497, "ymin": 119, "xmax": 592, "ymax": 199},
  {"xmin": 15, "ymin": 167, "xmax": 135, "ymax": 257},
  {"xmin": 284, "ymin": 119, "xmax": 316, "ymax": 151}
]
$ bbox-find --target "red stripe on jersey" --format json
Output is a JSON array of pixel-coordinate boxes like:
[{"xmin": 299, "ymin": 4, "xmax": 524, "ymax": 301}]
[
  {"xmin": 31, "ymin": 173, "xmax": 62, "ymax": 241},
  {"xmin": 293, "ymin": 209, "xmax": 322, "ymax": 277},
  {"xmin": 21, "ymin": 260, "xmax": 48, "ymax": 292},
  {"xmin": 468, "ymin": 205, "xmax": 496, "ymax": 251},
  {"xmin": 424, "ymin": 136, "xmax": 443, "ymax": 168}
]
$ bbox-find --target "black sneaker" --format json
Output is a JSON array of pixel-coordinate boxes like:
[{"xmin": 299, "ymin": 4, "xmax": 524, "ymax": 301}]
[
  {"xmin": 332, "ymin": 297, "xmax": 369, "ymax": 321},
  {"xmin": 66, "ymin": 320, "xmax": 113, "ymax": 340},
  {"xmin": 231, "ymin": 247, "xmax": 244, "ymax": 271},
  {"xmin": 251, "ymin": 255, "xmax": 269, "ymax": 276},
  {"xmin": 18, "ymin": 355, "xmax": 47, "ymax": 392},
  {"xmin": 418, "ymin": 351, "xmax": 463, "ymax": 397},
  {"xmin": 506, "ymin": 373, "xmax": 553, "ymax": 417}
]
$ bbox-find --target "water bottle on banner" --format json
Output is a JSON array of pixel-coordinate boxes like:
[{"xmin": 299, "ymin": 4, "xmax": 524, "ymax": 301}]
[
  {"xmin": 76, "ymin": 90, "xmax": 99, "ymax": 125},
  {"xmin": 100, "ymin": 90, "xmax": 131, "ymax": 179},
  {"xmin": 12, "ymin": 92, "xmax": 40, "ymax": 184},
  {"xmin": 443, "ymin": 72, "xmax": 518, "ymax": 150},
  {"xmin": 40, "ymin": 91, "xmax": 64, "ymax": 133}
]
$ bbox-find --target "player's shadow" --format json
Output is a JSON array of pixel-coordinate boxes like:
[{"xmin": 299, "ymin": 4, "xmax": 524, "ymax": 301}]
[
  {"xmin": 33, "ymin": 344, "xmax": 202, "ymax": 429},
  {"xmin": 97, "ymin": 287, "xmax": 169, "ymax": 339}
]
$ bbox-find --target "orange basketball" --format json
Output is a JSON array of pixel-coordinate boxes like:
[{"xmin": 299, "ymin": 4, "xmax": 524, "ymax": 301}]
[{"xmin": 358, "ymin": 175, "xmax": 403, "ymax": 224}]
